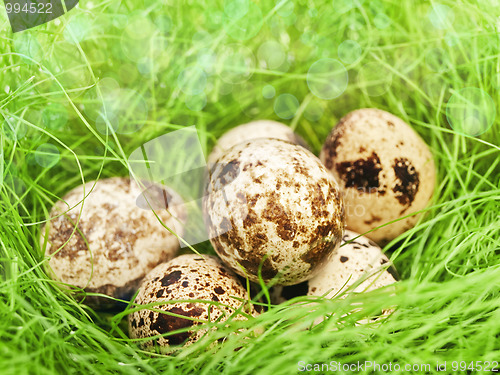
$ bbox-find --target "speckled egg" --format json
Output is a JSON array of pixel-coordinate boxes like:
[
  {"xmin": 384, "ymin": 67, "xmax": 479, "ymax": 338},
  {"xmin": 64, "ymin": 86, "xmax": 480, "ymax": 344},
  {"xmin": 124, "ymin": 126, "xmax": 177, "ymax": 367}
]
[
  {"xmin": 128, "ymin": 254, "xmax": 256, "ymax": 349},
  {"xmin": 320, "ymin": 108, "xmax": 436, "ymax": 244},
  {"xmin": 208, "ymin": 120, "xmax": 309, "ymax": 165},
  {"xmin": 203, "ymin": 138, "xmax": 345, "ymax": 286},
  {"xmin": 41, "ymin": 177, "xmax": 186, "ymax": 307},
  {"xmin": 271, "ymin": 230, "xmax": 398, "ymax": 303}
]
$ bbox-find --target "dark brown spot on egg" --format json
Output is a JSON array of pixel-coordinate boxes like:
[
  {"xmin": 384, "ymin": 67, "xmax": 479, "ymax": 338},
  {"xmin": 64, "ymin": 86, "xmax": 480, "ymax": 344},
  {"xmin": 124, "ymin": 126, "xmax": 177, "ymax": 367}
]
[
  {"xmin": 340, "ymin": 256, "xmax": 349, "ymax": 263},
  {"xmin": 156, "ymin": 289, "xmax": 164, "ymax": 298},
  {"xmin": 214, "ymin": 286, "xmax": 225, "ymax": 295},
  {"xmin": 364, "ymin": 215, "xmax": 382, "ymax": 225},
  {"xmin": 150, "ymin": 306, "xmax": 204, "ymax": 345},
  {"xmin": 392, "ymin": 157, "xmax": 419, "ymax": 206},
  {"xmin": 336, "ymin": 152, "xmax": 384, "ymax": 192},
  {"xmin": 49, "ymin": 217, "xmax": 88, "ymax": 258},
  {"xmin": 216, "ymin": 160, "xmax": 240, "ymax": 187},
  {"xmin": 248, "ymin": 231, "xmax": 268, "ymax": 250},
  {"xmin": 301, "ymin": 224, "xmax": 339, "ymax": 267},
  {"xmin": 239, "ymin": 257, "xmax": 278, "ymax": 280},
  {"xmin": 293, "ymin": 162, "xmax": 310, "ymax": 178},
  {"xmin": 277, "ymin": 222, "xmax": 296, "ymax": 241},
  {"xmin": 160, "ymin": 270, "xmax": 182, "ymax": 287},
  {"xmin": 182, "ymin": 281, "xmax": 189, "ymax": 287},
  {"xmin": 262, "ymin": 199, "xmax": 297, "ymax": 241},
  {"xmin": 243, "ymin": 208, "xmax": 258, "ymax": 228}
]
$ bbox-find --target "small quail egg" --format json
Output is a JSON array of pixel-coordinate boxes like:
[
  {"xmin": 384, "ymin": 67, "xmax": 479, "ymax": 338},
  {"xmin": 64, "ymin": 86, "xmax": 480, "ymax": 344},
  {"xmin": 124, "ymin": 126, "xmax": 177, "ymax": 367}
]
[
  {"xmin": 208, "ymin": 120, "xmax": 309, "ymax": 165},
  {"xmin": 203, "ymin": 138, "xmax": 345, "ymax": 285},
  {"xmin": 272, "ymin": 230, "xmax": 398, "ymax": 304},
  {"xmin": 42, "ymin": 177, "xmax": 186, "ymax": 307},
  {"xmin": 320, "ymin": 108, "xmax": 436, "ymax": 244},
  {"xmin": 128, "ymin": 254, "xmax": 256, "ymax": 349}
]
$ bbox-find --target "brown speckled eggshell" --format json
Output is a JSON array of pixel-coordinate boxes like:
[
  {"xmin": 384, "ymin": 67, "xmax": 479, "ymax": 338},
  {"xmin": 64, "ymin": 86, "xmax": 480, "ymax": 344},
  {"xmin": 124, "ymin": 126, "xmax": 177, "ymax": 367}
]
[
  {"xmin": 272, "ymin": 230, "xmax": 398, "ymax": 304},
  {"xmin": 320, "ymin": 109, "xmax": 436, "ymax": 244},
  {"xmin": 42, "ymin": 177, "xmax": 186, "ymax": 307},
  {"xmin": 128, "ymin": 254, "xmax": 256, "ymax": 349},
  {"xmin": 203, "ymin": 138, "xmax": 345, "ymax": 286},
  {"xmin": 208, "ymin": 120, "xmax": 309, "ymax": 165}
]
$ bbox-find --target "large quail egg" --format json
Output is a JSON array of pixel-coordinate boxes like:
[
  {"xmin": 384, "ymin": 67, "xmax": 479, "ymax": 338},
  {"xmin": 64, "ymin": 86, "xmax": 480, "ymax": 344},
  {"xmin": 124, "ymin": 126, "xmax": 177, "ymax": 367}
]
[
  {"xmin": 320, "ymin": 109, "xmax": 436, "ymax": 244},
  {"xmin": 271, "ymin": 230, "xmax": 398, "ymax": 304},
  {"xmin": 41, "ymin": 177, "xmax": 186, "ymax": 307},
  {"xmin": 208, "ymin": 120, "xmax": 309, "ymax": 165},
  {"xmin": 128, "ymin": 254, "xmax": 256, "ymax": 349},
  {"xmin": 203, "ymin": 138, "xmax": 345, "ymax": 285}
]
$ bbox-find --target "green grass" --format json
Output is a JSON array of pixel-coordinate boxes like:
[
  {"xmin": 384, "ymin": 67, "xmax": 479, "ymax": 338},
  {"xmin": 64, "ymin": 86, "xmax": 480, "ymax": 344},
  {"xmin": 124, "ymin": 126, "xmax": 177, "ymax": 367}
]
[{"xmin": 1, "ymin": 0, "xmax": 500, "ymax": 374}]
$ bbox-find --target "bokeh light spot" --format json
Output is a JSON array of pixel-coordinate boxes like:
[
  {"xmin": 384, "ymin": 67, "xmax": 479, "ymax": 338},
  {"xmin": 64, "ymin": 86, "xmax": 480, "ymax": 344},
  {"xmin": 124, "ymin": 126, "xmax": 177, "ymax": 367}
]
[
  {"xmin": 63, "ymin": 14, "xmax": 92, "ymax": 44},
  {"xmin": 35, "ymin": 144, "xmax": 60, "ymax": 168},
  {"xmin": 42, "ymin": 104, "xmax": 68, "ymax": 131},
  {"xmin": 373, "ymin": 13, "xmax": 392, "ymax": 29},
  {"xmin": 446, "ymin": 87, "xmax": 496, "ymax": 136},
  {"xmin": 224, "ymin": 0, "xmax": 249, "ymax": 19},
  {"xmin": 13, "ymin": 32, "xmax": 43, "ymax": 64},
  {"xmin": 217, "ymin": 44, "xmax": 255, "ymax": 84},
  {"xmin": 307, "ymin": 58, "xmax": 348, "ymax": 100},
  {"xmin": 3, "ymin": 116, "xmax": 27, "ymax": 141},
  {"xmin": 274, "ymin": 93, "xmax": 299, "ymax": 119},
  {"xmin": 428, "ymin": 4, "xmax": 454, "ymax": 30},
  {"xmin": 334, "ymin": 0, "xmax": 364, "ymax": 14},
  {"xmin": 338, "ymin": 40, "xmax": 362, "ymax": 64},
  {"xmin": 85, "ymin": 86, "xmax": 148, "ymax": 135},
  {"xmin": 120, "ymin": 17, "xmax": 158, "ymax": 62},
  {"xmin": 258, "ymin": 40, "xmax": 286, "ymax": 70},
  {"xmin": 185, "ymin": 94, "xmax": 208, "ymax": 111},
  {"xmin": 422, "ymin": 74, "xmax": 449, "ymax": 103},
  {"xmin": 198, "ymin": 49, "xmax": 217, "ymax": 74},
  {"xmin": 137, "ymin": 57, "xmax": 155, "ymax": 75},
  {"xmin": 276, "ymin": 0, "xmax": 294, "ymax": 17},
  {"xmin": 304, "ymin": 101, "xmax": 324, "ymax": 122},
  {"xmin": 358, "ymin": 62, "xmax": 393, "ymax": 96},
  {"xmin": 177, "ymin": 67, "xmax": 207, "ymax": 95},
  {"xmin": 155, "ymin": 15, "xmax": 172, "ymax": 33},
  {"xmin": 223, "ymin": 1, "xmax": 263, "ymax": 40},
  {"xmin": 262, "ymin": 84, "xmax": 276, "ymax": 99},
  {"xmin": 96, "ymin": 114, "xmax": 119, "ymax": 135}
]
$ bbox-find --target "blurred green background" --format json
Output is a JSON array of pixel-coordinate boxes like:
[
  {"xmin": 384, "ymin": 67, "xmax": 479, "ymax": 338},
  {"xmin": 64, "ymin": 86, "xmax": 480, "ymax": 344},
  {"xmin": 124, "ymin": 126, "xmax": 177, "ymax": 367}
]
[{"xmin": 0, "ymin": 0, "xmax": 499, "ymax": 374}]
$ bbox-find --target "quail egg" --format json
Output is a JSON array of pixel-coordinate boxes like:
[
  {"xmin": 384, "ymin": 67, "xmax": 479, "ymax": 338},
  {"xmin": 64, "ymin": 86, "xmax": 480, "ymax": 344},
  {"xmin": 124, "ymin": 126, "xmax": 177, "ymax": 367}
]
[
  {"xmin": 320, "ymin": 109, "xmax": 436, "ymax": 244},
  {"xmin": 208, "ymin": 120, "xmax": 309, "ymax": 165},
  {"xmin": 128, "ymin": 254, "xmax": 256, "ymax": 349},
  {"xmin": 203, "ymin": 138, "xmax": 345, "ymax": 285},
  {"xmin": 272, "ymin": 230, "xmax": 398, "ymax": 304},
  {"xmin": 42, "ymin": 177, "xmax": 186, "ymax": 307}
]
